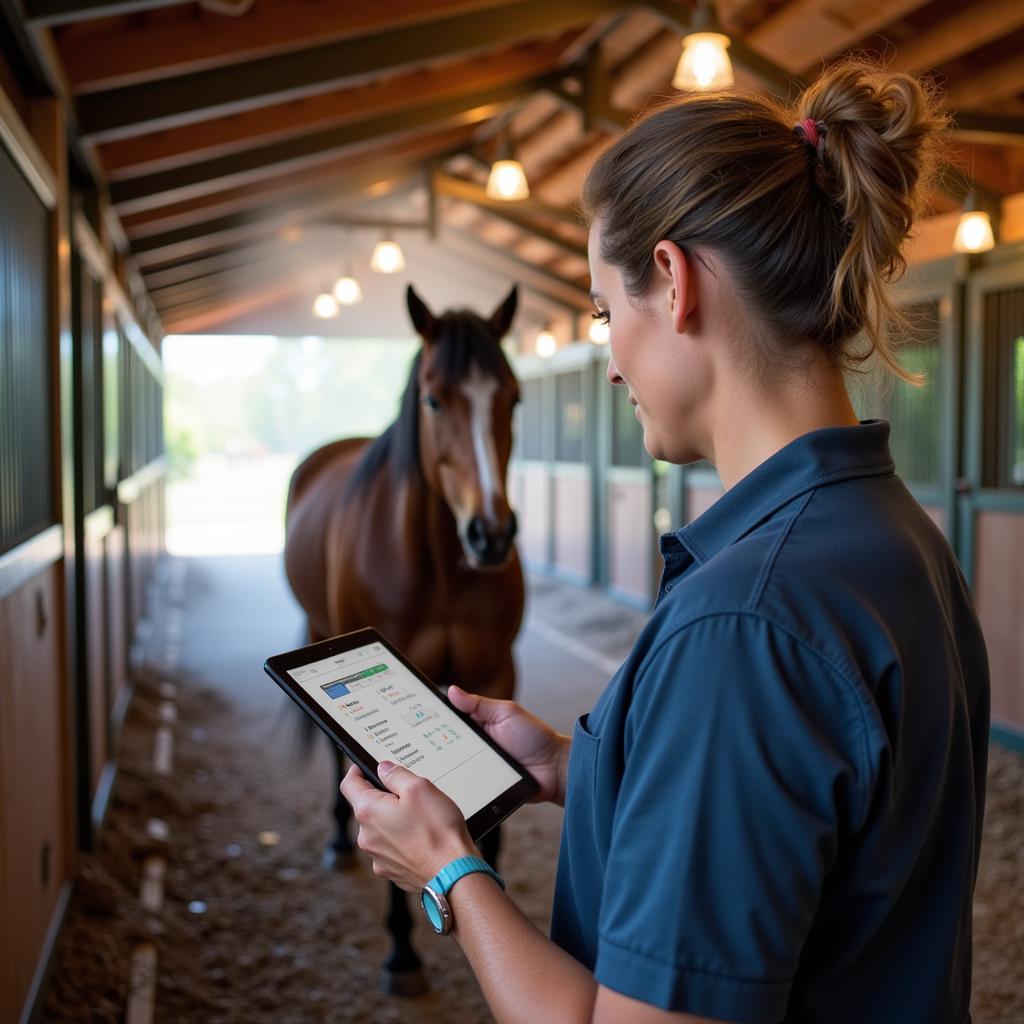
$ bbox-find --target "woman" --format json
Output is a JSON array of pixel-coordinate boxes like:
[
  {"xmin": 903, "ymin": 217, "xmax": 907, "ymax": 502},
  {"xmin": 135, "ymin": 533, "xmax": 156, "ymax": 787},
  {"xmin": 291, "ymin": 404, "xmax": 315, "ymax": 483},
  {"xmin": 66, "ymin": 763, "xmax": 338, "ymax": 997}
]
[{"xmin": 342, "ymin": 59, "xmax": 989, "ymax": 1024}]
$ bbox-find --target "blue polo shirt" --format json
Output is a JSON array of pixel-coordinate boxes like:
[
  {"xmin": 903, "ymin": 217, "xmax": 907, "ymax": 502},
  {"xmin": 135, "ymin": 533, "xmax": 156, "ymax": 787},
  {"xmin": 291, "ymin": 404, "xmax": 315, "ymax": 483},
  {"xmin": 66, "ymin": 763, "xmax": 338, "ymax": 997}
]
[{"xmin": 550, "ymin": 421, "xmax": 989, "ymax": 1023}]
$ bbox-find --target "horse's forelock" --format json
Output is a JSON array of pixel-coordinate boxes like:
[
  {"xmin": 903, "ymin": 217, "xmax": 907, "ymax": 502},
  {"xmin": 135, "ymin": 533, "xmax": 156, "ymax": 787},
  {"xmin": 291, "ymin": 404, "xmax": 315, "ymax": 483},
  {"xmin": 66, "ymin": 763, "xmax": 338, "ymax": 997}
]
[{"xmin": 431, "ymin": 311, "xmax": 512, "ymax": 388}]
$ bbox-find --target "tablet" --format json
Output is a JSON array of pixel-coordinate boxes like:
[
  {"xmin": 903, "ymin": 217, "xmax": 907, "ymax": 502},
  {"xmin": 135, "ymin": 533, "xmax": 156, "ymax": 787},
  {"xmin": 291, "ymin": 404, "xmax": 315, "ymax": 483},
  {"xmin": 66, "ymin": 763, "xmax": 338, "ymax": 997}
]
[{"xmin": 264, "ymin": 627, "xmax": 539, "ymax": 841}]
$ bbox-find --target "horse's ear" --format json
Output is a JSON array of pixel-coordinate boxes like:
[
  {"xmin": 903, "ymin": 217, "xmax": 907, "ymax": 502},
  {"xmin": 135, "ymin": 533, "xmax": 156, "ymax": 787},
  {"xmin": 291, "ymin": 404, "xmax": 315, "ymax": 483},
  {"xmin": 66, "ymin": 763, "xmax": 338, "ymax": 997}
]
[
  {"xmin": 488, "ymin": 285, "xmax": 518, "ymax": 340},
  {"xmin": 407, "ymin": 285, "xmax": 437, "ymax": 341}
]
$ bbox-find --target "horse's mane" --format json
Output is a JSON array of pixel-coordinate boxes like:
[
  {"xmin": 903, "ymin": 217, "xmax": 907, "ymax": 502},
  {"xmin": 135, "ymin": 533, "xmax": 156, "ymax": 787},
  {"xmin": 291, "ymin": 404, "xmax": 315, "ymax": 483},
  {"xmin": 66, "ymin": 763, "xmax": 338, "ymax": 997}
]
[{"xmin": 343, "ymin": 310, "xmax": 513, "ymax": 500}]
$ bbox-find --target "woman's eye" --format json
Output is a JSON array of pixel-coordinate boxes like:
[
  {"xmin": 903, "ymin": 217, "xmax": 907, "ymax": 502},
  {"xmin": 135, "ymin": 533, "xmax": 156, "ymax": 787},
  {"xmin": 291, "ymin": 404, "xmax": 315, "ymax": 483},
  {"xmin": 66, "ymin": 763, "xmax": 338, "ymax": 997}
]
[
  {"xmin": 423, "ymin": 395, "xmax": 442, "ymax": 414},
  {"xmin": 591, "ymin": 309, "xmax": 610, "ymax": 325}
]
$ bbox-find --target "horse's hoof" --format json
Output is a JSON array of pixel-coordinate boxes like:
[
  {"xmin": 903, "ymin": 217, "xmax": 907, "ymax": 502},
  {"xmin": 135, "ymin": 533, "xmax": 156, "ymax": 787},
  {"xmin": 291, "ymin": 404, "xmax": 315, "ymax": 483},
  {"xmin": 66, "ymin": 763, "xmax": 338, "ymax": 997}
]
[
  {"xmin": 321, "ymin": 845, "xmax": 357, "ymax": 872},
  {"xmin": 380, "ymin": 968, "xmax": 429, "ymax": 997}
]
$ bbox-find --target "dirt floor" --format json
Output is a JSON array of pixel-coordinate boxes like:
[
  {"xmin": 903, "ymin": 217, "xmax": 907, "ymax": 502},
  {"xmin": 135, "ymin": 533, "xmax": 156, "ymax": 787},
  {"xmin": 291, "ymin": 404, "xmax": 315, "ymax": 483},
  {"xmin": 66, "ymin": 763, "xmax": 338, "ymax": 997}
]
[{"xmin": 39, "ymin": 563, "xmax": 1024, "ymax": 1024}]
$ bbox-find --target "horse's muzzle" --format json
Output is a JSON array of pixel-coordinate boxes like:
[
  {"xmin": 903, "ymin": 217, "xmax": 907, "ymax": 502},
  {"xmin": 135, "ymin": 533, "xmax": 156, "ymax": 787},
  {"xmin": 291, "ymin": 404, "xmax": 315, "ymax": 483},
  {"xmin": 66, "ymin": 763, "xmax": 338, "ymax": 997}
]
[{"xmin": 466, "ymin": 511, "xmax": 518, "ymax": 566}]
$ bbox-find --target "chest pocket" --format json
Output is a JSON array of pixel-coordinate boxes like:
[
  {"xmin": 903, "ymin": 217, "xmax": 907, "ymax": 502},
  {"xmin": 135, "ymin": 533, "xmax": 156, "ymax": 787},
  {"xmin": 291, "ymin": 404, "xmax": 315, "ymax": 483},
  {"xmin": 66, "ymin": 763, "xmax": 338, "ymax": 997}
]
[{"xmin": 565, "ymin": 713, "xmax": 603, "ymax": 847}]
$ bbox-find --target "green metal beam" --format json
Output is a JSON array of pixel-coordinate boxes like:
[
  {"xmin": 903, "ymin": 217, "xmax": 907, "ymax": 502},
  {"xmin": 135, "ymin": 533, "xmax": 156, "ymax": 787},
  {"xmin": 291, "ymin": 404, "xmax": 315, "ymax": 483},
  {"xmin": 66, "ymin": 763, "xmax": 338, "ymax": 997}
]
[
  {"xmin": 25, "ymin": 0, "xmax": 181, "ymax": 26},
  {"xmin": 77, "ymin": 0, "xmax": 633, "ymax": 141},
  {"xmin": 109, "ymin": 79, "xmax": 546, "ymax": 214}
]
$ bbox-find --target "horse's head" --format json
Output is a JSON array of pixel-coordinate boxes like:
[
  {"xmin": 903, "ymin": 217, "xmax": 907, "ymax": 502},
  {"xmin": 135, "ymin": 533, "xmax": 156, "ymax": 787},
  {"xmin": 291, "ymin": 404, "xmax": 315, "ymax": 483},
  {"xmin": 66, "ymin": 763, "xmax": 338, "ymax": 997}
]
[{"xmin": 406, "ymin": 284, "xmax": 520, "ymax": 570}]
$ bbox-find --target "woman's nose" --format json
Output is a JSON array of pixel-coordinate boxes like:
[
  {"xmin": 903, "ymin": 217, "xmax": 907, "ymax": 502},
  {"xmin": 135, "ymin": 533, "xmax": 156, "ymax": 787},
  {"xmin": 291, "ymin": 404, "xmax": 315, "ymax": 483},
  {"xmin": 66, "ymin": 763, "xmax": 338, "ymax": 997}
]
[{"xmin": 606, "ymin": 354, "xmax": 623, "ymax": 386}]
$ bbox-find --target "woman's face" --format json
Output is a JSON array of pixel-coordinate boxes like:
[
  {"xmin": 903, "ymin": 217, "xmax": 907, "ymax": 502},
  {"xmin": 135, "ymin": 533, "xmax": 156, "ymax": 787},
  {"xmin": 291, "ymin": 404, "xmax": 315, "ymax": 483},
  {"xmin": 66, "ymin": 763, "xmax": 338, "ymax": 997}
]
[{"xmin": 588, "ymin": 220, "xmax": 712, "ymax": 465}]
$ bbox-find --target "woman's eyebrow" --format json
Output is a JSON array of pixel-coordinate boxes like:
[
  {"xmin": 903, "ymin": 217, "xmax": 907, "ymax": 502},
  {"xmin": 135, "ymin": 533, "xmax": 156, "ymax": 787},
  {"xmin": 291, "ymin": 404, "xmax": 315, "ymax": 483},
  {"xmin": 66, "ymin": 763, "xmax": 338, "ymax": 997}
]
[{"xmin": 589, "ymin": 290, "xmax": 604, "ymax": 303}]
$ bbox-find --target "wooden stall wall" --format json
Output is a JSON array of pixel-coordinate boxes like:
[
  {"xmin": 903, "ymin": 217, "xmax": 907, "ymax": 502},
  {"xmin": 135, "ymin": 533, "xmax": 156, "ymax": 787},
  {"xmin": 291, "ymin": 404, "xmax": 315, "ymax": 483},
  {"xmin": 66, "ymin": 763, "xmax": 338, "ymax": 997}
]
[
  {"xmin": 963, "ymin": 255, "xmax": 1024, "ymax": 741},
  {"xmin": 0, "ymin": 80, "xmax": 73, "ymax": 1024}
]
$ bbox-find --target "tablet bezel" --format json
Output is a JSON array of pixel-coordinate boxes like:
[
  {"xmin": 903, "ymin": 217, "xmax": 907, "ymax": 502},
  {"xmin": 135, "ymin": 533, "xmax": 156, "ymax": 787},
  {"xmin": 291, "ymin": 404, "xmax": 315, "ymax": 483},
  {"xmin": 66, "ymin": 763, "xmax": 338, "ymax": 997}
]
[{"xmin": 264, "ymin": 626, "xmax": 539, "ymax": 842}]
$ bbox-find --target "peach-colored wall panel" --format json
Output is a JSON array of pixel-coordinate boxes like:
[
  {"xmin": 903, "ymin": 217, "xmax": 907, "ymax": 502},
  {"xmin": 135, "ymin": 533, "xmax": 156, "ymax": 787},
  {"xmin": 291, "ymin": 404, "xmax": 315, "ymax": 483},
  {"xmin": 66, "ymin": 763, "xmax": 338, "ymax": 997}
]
[
  {"xmin": 519, "ymin": 465, "xmax": 550, "ymax": 567},
  {"xmin": 608, "ymin": 479, "xmax": 652, "ymax": 602},
  {"xmin": 975, "ymin": 511, "xmax": 1024, "ymax": 733},
  {"xmin": 921, "ymin": 504, "xmax": 946, "ymax": 536},
  {"xmin": 554, "ymin": 473, "xmax": 591, "ymax": 580},
  {"xmin": 687, "ymin": 486, "xmax": 724, "ymax": 524}
]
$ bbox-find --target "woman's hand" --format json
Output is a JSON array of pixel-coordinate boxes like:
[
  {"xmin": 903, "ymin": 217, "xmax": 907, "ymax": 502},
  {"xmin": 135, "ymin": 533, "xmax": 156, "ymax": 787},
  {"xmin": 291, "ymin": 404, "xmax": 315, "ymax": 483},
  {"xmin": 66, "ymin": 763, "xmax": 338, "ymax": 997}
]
[
  {"xmin": 448, "ymin": 686, "xmax": 570, "ymax": 806},
  {"xmin": 340, "ymin": 761, "xmax": 478, "ymax": 892}
]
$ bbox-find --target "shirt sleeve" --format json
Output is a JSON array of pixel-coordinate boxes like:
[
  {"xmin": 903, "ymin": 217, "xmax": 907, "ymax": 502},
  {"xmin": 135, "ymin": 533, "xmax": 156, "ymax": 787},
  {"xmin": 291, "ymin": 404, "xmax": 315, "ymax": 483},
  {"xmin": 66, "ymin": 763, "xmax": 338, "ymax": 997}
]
[{"xmin": 594, "ymin": 612, "xmax": 872, "ymax": 1023}]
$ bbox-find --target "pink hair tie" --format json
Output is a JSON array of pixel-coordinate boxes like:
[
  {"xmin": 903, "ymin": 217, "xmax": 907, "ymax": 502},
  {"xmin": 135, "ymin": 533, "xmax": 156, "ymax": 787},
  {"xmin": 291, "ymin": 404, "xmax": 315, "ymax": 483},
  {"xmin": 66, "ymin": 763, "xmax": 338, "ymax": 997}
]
[{"xmin": 795, "ymin": 118, "xmax": 823, "ymax": 149}]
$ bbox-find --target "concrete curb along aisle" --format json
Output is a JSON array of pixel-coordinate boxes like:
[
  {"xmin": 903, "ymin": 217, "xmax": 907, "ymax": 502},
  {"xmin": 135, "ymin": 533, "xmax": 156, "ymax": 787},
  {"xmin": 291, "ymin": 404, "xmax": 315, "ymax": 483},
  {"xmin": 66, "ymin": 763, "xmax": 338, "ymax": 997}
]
[{"xmin": 125, "ymin": 558, "xmax": 187, "ymax": 1024}]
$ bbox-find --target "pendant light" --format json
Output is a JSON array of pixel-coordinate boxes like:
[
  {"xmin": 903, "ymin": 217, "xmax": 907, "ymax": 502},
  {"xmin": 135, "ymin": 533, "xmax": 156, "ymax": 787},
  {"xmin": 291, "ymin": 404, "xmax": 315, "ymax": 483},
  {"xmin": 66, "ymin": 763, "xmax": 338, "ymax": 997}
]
[
  {"xmin": 952, "ymin": 191, "xmax": 995, "ymax": 254},
  {"xmin": 312, "ymin": 289, "xmax": 339, "ymax": 319},
  {"xmin": 486, "ymin": 123, "xmax": 530, "ymax": 201},
  {"xmin": 332, "ymin": 229, "xmax": 363, "ymax": 304},
  {"xmin": 672, "ymin": 0, "xmax": 734, "ymax": 91},
  {"xmin": 370, "ymin": 235, "xmax": 405, "ymax": 273},
  {"xmin": 535, "ymin": 327, "xmax": 557, "ymax": 358}
]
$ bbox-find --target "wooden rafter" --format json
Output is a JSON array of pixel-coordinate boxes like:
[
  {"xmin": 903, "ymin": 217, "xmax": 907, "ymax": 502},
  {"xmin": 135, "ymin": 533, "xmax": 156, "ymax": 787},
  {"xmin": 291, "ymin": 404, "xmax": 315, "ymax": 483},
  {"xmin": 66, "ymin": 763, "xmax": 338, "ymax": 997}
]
[
  {"xmin": 108, "ymin": 78, "xmax": 548, "ymax": 214},
  {"xmin": 57, "ymin": 0, "xmax": 514, "ymax": 92},
  {"xmin": 131, "ymin": 164, "xmax": 426, "ymax": 266},
  {"xmin": 25, "ymin": 0, "xmax": 181, "ymax": 27},
  {"xmin": 76, "ymin": 0, "xmax": 632, "ymax": 141},
  {"xmin": 888, "ymin": 0, "xmax": 1024, "ymax": 74},
  {"xmin": 120, "ymin": 125, "xmax": 479, "ymax": 239},
  {"xmin": 97, "ymin": 35, "xmax": 580, "ymax": 180}
]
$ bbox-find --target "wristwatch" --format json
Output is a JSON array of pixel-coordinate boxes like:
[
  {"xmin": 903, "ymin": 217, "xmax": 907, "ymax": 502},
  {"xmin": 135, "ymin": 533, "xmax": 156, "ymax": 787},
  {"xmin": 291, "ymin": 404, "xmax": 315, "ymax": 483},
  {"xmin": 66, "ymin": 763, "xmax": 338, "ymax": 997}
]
[{"xmin": 420, "ymin": 855, "xmax": 505, "ymax": 937}]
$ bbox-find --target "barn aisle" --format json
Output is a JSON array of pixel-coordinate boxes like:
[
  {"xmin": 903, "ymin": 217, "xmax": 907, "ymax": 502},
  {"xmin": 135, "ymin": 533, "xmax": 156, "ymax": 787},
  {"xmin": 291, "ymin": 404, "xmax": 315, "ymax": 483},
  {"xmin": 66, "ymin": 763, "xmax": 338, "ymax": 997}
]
[
  {"xmin": 37, "ymin": 553, "xmax": 1023, "ymax": 1023},
  {"xmin": 40, "ymin": 555, "xmax": 644, "ymax": 1023}
]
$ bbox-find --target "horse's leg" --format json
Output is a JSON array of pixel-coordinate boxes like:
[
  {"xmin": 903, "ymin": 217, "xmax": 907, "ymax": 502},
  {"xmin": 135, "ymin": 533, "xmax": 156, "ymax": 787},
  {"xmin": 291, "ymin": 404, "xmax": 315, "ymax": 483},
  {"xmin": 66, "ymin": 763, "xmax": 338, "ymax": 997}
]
[
  {"xmin": 322, "ymin": 743, "xmax": 357, "ymax": 870},
  {"xmin": 381, "ymin": 883, "xmax": 427, "ymax": 996},
  {"xmin": 478, "ymin": 822, "xmax": 502, "ymax": 871}
]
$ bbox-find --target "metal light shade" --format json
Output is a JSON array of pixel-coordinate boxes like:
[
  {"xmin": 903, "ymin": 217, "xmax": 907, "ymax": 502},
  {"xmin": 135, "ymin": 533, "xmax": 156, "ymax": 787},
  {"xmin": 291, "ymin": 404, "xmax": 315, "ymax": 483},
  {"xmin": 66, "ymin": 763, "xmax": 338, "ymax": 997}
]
[
  {"xmin": 673, "ymin": 31, "xmax": 734, "ymax": 90},
  {"xmin": 486, "ymin": 159, "xmax": 530, "ymax": 201},
  {"xmin": 370, "ymin": 239, "xmax": 405, "ymax": 273},
  {"xmin": 332, "ymin": 274, "xmax": 363, "ymax": 305},
  {"xmin": 313, "ymin": 291, "xmax": 339, "ymax": 318}
]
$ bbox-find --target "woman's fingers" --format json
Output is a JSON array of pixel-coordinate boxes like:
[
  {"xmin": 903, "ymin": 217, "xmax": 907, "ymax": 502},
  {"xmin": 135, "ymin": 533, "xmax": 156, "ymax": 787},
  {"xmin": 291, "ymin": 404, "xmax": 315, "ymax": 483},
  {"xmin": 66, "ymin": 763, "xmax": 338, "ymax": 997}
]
[{"xmin": 448, "ymin": 684, "xmax": 502, "ymax": 721}]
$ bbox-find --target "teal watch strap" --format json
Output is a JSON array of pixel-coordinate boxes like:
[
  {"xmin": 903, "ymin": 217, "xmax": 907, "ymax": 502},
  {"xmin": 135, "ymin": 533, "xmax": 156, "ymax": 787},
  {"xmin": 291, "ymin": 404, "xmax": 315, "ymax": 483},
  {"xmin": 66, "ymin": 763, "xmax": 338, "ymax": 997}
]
[{"xmin": 420, "ymin": 856, "xmax": 505, "ymax": 935}]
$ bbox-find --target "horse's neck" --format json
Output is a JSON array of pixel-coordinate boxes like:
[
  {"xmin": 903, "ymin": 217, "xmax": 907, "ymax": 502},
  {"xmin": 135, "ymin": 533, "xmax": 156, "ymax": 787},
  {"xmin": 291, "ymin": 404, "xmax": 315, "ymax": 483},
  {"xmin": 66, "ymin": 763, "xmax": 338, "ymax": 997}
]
[{"xmin": 388, "ymin": 473, "xmax": 464, "ymax": 586}]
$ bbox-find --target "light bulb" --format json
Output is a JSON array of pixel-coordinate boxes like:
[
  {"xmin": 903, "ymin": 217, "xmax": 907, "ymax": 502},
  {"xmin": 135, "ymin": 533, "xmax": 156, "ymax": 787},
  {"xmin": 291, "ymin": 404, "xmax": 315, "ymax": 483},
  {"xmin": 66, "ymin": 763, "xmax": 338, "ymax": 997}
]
[
  {"xmin": 486, "ymin": 159, "xmax": 530, "ymax": 201},
  {"xmin": 589, "ymin": 319, "xmax": 610, "ymax": 344},
  {"xmin": 370, "ymin": 239, "xmax": 405, "ymax": 273},
  {"xmin": 952, "ymin": 210, "xmax": 995, "ymax": 254},
  {"xmin": 535, "ymin": 330, "xmax": 557, "ymax": 358},
  {"xmin": 312, "ymin": 292, "xmax": 339, "ymax": 319},
  {"xmin": 332, "ymin": 275, "xmax": 363, "ymax": 305},
  {"xmin": 672, "ymin": 32, "xmax": 734, "ymax": 91}
]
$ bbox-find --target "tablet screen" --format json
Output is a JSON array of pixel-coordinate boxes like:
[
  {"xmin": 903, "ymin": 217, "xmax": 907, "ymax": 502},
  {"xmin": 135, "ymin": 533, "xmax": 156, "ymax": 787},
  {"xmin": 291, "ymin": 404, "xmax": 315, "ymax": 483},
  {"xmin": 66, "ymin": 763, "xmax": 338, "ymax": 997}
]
[{"xmin": 287, "ymin": 639, "xmax": 522, "ymax": 820}]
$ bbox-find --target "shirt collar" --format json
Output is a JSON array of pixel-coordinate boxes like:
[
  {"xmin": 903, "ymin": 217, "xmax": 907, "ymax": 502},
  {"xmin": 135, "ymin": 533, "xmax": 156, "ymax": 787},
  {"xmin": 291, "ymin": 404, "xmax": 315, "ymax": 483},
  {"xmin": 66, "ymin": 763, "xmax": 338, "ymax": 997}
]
[{"xmin": 660, "ymin": 420, "xmax": 895, "ymax": 566}]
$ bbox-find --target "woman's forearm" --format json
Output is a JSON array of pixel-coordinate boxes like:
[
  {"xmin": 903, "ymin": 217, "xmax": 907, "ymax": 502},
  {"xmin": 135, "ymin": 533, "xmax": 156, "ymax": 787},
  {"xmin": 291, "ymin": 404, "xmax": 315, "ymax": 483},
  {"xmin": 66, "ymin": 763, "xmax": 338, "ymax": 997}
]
[
  {"xmin": 553, "ymin": 732, "xmax": 572, "ymax": 807},
  {"xmin": 450, "ymin": 872, "xmax": 597, "ymax": 1023}
]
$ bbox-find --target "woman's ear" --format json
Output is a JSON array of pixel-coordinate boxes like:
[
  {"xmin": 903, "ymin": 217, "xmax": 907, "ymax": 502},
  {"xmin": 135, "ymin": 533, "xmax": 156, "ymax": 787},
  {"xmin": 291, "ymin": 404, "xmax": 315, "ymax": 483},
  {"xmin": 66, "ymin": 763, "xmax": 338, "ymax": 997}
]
[{"xmin": 652, "ymin": 240, "xmax": 695, "ymax": 334}]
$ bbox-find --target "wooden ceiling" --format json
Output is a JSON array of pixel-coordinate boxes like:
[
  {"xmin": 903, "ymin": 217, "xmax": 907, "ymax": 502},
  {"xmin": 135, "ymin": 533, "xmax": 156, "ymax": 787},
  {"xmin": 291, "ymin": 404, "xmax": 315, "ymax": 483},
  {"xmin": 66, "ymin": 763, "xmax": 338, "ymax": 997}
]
[{"xmin": 12, "ymin": 0, "xmax": 1024, "ymax": 337}]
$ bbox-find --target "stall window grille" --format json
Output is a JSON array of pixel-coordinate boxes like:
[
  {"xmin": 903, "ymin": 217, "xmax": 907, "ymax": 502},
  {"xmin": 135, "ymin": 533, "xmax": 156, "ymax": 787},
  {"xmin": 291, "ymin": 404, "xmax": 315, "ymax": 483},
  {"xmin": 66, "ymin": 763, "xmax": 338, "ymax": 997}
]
[
  {"xmin": 0, "ymin": 141, "xmax": 53, "ymax": 556},
  {"xmin": 555, "ymin": 370, "xmax": 586, "ymax": 463},
  {"xmin": 611, "ymin": 382, "xmax": 645, "ymax": 468},
  {"xmin": 518, "ymin": 377, "xmax": 544, "ymax": 460},
  {"xmin": 982, "ymin": 287, "xmax": 1024, "ymax": 488},
  {"xmin": 851, "ymin": 302, "xmax": 942, "ymax": 488}
]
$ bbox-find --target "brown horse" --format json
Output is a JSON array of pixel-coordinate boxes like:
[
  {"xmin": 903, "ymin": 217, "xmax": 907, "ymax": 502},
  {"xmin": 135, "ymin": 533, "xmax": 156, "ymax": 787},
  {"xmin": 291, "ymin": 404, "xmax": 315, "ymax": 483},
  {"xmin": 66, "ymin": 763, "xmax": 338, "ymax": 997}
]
[{"xmin": 283, "ymin": 284, "xmax": 524, "ymax": 994}]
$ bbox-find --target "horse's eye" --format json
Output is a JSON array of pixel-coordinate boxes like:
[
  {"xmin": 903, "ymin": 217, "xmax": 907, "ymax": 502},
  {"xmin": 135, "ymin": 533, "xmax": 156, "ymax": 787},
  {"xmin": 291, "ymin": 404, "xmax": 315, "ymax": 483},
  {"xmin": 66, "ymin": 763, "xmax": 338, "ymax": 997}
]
[{"xmin": 422, "ymin": 394, "xmax": 442, "ymax": 414}]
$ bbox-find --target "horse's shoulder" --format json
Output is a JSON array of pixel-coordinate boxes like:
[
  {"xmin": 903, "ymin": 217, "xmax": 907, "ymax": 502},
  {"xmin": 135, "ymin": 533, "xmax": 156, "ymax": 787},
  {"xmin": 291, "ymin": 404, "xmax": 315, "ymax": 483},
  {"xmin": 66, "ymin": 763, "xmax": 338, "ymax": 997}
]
[{"xmin": 288, "ymin": 437, "xmax": 372, "ymax": 506}]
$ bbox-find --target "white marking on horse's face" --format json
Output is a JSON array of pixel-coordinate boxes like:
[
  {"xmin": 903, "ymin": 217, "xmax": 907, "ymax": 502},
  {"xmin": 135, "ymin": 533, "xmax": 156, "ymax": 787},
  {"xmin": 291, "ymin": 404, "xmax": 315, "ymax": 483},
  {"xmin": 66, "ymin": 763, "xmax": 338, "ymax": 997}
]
[{"xmin": 461, "ymin": 366, "xmax": 502, "ymax": 520}]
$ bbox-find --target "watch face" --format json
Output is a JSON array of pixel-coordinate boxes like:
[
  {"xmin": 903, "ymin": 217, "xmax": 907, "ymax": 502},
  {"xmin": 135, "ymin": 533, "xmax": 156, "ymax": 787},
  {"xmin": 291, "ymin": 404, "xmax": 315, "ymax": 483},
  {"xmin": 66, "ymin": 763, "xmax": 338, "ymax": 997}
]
[{"xmin": 420, "ymin": 885, "xmax": 452, "ymax": 936}]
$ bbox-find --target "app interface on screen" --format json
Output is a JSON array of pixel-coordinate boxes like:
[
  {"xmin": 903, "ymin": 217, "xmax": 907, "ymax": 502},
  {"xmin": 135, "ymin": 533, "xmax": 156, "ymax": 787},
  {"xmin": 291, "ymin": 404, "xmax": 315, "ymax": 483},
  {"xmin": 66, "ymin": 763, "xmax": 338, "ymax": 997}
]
[{"xmin": 288, "ymin": 641, "xmax": 521, "ymax": 819}]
